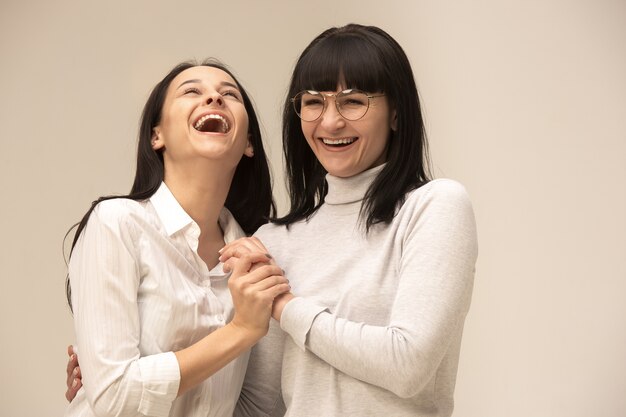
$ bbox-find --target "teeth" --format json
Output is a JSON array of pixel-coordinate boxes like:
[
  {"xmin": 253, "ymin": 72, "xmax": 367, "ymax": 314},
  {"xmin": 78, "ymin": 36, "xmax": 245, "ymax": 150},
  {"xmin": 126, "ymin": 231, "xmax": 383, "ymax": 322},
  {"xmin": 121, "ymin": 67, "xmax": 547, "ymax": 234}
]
[
  {"xmin": 194, "ymin": 114, "xmax": 229, "ymax": 133},
  {"xmin": 322, "ymin": 137, "xmax": 356, "ymax": 145}
]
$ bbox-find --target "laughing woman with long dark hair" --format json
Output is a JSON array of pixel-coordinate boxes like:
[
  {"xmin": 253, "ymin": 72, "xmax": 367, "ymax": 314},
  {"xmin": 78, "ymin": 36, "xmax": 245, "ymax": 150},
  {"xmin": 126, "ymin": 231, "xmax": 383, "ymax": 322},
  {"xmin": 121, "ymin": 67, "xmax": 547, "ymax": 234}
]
[{"xmin": 64, "ymin": 60, "xmax": 289, "ymax": 417}]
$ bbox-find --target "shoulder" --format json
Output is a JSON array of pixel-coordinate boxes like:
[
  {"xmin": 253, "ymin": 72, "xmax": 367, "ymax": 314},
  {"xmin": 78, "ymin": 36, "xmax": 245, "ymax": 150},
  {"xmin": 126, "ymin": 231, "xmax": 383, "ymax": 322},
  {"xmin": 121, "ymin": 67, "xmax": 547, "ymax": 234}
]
[
  {"xmin": 253, "ymin": 222, "xmax": 288, "ymax": 243},
  {"xmin": 395, "ymin": 179, "xmax": 476, "ymax": 230},
  {"xmin": 89, "ymin": 198, "xmax": 146, "ymax": 232},
  {"xmin": 404, "ymin": 179, "xmax": 473, "ymax": 211}
]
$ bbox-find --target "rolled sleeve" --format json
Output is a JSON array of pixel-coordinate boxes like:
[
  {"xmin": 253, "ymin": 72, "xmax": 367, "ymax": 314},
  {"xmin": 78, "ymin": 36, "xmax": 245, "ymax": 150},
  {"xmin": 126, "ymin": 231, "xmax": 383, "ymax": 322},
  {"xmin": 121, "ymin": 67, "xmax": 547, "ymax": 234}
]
[
  {"xmin": 279, "ymin": 297, "xmax": 328, "ymax": 350},
  {"xmin": 137, "ymin": 351, "xmax": 181, "ymax": 416}
]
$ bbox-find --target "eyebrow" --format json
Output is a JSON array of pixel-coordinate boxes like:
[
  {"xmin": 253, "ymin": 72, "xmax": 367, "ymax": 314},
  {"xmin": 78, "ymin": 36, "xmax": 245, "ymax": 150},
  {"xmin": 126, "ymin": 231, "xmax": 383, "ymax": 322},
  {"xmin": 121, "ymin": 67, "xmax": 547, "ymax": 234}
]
[{"xmin": 176, "ymin": 79, "xmax": 240, "ymax": 91}]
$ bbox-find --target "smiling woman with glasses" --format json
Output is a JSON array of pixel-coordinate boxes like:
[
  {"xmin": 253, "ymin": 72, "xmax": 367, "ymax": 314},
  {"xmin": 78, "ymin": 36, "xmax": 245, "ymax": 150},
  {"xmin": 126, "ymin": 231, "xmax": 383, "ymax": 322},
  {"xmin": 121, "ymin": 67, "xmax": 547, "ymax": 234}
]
[{"xmin": 225, "ymin": 23, "xmax": 479, "ymax": 417}]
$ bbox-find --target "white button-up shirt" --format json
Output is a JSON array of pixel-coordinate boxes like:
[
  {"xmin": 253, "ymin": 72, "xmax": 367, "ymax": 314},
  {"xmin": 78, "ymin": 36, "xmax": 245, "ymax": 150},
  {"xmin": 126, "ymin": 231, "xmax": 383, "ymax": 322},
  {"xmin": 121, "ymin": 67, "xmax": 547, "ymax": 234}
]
[{"xmin": 66, "ymin": 182, "xmax": 249, "ymax": 417}]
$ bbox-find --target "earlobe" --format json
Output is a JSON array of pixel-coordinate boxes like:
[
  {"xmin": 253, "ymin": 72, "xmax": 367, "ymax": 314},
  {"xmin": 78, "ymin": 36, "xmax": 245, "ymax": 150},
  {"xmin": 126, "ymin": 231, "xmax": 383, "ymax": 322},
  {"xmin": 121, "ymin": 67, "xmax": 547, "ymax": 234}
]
[
  {"xmin": 151, "ymin": 128, "xmax": 164, "ymax": 150},
  {"xmin": 244, "ymin": 135, "xmax": 254, "ymax": 158},
  {"xmin": 390, "ymin": 110, "xmax": 398, "ymax": 132}
]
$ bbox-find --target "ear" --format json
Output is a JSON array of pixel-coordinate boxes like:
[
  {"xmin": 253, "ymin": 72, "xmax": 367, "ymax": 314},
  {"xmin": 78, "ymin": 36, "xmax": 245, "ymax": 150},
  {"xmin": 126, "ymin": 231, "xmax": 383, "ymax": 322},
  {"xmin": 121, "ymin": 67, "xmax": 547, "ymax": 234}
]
[
  {"xmin": 390, "ymin": 109, "xmax": 398, "ymax": 132},
  {"xmin": 243, "ymin": 134, "xmax": 254, "ymax": 158},
  {"xmin": 151, "ymin": 127, "xmax": 165, "ymax": 150}
]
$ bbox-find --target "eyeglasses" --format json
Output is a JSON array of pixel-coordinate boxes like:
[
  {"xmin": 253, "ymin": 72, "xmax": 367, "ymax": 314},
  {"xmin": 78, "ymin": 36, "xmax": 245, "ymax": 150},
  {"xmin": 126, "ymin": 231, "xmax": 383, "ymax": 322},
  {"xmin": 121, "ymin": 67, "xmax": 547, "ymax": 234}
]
[{"xmin": 291, "ymin": 89, "xmax": 385, "ymax": 122}]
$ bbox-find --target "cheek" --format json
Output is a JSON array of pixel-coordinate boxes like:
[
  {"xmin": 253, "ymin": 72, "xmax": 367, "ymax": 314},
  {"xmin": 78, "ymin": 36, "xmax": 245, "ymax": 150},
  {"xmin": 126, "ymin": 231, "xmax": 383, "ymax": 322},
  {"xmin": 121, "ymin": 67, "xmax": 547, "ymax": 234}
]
[{"xmin": 301, "ymin": 122, "xmax": 317, "ymax": 148}]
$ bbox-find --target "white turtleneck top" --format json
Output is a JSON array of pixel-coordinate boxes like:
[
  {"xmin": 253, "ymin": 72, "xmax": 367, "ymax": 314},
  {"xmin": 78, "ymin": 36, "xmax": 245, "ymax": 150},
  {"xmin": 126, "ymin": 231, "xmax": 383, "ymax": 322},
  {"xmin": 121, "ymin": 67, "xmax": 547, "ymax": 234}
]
[{"xmin": 235, "ymin": 165, "xmax": 478, "ymax": 417}]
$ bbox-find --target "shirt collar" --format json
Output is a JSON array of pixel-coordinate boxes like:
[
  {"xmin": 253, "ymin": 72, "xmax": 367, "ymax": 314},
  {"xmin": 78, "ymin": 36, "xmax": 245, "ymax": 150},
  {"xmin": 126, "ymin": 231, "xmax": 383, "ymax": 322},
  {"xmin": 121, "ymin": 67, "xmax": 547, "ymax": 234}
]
[
  {"xmin": 219, "ymin": 206, "xmax": 247, "ymax": 243},
  {"xmin": 150, "ymin": 182, "xmax": 247, "ymax": 242},
  {"xmin": 150, "ymin": 182, "xmax": 194, "ymax": 236}
]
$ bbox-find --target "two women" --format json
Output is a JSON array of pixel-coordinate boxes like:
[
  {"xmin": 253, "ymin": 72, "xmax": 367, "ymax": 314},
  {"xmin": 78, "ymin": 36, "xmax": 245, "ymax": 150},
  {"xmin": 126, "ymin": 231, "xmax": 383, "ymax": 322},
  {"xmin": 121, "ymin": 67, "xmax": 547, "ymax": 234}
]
[{"xmin": 67, "ymin": 24, "xmax": 478, "ymax": 417}]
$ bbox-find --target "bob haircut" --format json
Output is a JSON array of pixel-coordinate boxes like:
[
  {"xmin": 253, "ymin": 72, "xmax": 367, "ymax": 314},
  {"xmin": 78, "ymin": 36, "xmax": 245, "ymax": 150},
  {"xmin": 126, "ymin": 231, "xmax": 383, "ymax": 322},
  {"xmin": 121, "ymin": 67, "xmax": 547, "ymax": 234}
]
[
  {"xmin": 66, "ymin": 59, "xmax": 275, "ymax": 308},
  {"xmin": 274, "ymin": 23, "xmax": 431, "ymax": 231}
]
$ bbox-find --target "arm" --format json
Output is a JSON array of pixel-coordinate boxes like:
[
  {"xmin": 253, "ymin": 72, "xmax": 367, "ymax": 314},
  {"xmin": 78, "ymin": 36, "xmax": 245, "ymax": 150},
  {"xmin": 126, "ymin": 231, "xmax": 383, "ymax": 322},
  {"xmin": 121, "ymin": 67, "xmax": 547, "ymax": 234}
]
[
  {"xmin": 221, "ymin": 237, "xmax": 287, "ymax": 417},
  {"xmin": 278, "ymin": 181, "xmax": 478, "ymax": 398},
  {"xmin": 70, "ymin": 203, "xmax": 288, "ymax": 416}
]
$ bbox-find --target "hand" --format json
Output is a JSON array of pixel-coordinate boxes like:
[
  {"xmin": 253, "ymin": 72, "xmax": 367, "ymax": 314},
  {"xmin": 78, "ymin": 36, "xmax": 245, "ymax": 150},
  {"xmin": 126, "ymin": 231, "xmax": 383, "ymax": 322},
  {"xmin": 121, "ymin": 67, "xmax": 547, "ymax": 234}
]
[
  {"xmin": 228, "ymin": 252, "xmax": 290, "ymax": 337},
  {"xmin": 65, "ymin": 345, "xmax": 82, "ymax": 402},
  {"xmin": 219, "ymin": 237, "xmax": 272, "ymax": 273}
]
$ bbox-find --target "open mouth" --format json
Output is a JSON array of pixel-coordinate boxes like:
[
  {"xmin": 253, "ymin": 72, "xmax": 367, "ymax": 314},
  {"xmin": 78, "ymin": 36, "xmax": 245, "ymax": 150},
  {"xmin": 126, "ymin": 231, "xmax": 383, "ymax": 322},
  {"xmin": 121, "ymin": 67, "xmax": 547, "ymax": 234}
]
[
  {"xmin": 194, "ymin": 114, "xmax": 230, "ymax": 134},
  {"xmin": 321, "ymin": 137, "xmax": 358, "ymax": 147}
]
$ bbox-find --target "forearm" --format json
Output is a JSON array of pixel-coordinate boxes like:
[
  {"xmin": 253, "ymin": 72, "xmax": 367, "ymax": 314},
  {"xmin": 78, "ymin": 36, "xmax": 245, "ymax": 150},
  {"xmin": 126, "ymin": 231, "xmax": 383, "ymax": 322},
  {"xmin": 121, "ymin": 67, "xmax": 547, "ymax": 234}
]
[
  {"xmin": 283, "ymin": 300, "xmax": 467, "ymax": 398},
  {"xmin": 175, "ymin": 322, "xmax": 263, "ymax": 396}
]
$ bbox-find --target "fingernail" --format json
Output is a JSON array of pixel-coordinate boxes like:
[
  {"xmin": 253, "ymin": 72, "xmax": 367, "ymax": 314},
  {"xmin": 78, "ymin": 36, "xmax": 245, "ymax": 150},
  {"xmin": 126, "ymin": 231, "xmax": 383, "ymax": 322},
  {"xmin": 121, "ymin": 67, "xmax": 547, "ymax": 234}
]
[
  {"xmin": 72, "ymin": 378, "xmax": 78, "ymax": 388},
  {"xmin": 218, "ymin": 248, "xmax": 224, "ymax": 254},
  {"xmin": 71, "ymin": 354, "xmax": 75, "ymax": 361},
  {"xmin": 73, "ymin": 367, "xmax": 78, "ymax": 375},
  {"xmin": 265, "ymin": 253, "xmax": 273, "ymax": 259}
]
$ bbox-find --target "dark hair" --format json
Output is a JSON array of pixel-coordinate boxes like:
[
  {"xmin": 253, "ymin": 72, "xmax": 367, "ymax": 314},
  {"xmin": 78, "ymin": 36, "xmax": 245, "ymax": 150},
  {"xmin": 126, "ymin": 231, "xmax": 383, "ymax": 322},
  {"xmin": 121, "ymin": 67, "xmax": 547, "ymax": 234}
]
[
  {"xmin": 66, "ymin": 58, "xmax": 275, "ymax": 308},
  {"xmin": 274, "ymin": 23, "xmax": 431, "ymax": 230}
]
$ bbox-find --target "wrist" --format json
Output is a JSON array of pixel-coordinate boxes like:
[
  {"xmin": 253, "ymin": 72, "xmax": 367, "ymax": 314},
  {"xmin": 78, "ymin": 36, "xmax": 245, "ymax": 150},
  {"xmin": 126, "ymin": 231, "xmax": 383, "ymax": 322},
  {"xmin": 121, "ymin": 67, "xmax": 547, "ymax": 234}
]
[
  {"xmin": 228, "ymin": 318, "xmax": 268, "ymax": 342},
  {"xmin": 272, "ymin": 293, "xmax": 295, "ymax": 322}
]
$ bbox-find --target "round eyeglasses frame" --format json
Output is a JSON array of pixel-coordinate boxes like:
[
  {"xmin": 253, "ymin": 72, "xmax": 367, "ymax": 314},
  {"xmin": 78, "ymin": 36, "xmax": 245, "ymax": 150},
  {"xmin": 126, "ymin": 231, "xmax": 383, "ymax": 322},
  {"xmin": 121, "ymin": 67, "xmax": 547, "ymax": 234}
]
[{"xmin": 290, "ymin": 89, "xmax": 385, "ymax": 122}]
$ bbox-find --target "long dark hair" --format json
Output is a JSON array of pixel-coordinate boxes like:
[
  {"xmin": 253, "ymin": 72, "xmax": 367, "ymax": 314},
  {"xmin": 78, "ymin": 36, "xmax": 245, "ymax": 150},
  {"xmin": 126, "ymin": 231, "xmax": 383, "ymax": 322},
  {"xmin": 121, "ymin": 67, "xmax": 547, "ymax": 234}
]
[
  {"xmin": 274, "ymin": 23, "xmax": 431, "ymax": 231},
  {"xmin": 66, "ymin": 59, "xmax": 275, "ymax": 308}
]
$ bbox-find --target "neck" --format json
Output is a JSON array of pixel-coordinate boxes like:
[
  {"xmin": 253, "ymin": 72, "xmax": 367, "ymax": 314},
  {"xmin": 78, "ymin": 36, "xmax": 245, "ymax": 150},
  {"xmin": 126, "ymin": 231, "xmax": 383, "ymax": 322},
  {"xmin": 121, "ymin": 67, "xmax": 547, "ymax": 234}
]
[{"xmin": 163, "ymin": 163, "xmax": 235, "ymax": 236}]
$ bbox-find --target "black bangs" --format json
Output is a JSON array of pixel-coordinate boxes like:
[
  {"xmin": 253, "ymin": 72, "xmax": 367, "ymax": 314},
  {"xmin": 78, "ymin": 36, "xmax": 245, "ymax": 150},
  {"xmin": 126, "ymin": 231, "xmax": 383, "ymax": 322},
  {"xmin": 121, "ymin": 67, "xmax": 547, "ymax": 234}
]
[{"xmin": 294, "ymin": 34, "xmax": 387, "ymax": 93}]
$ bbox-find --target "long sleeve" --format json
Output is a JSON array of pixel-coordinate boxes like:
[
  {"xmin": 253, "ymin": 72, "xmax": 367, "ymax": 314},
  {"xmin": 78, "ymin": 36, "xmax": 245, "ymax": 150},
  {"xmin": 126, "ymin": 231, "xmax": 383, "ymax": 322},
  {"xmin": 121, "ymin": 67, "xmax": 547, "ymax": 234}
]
[
  {"xmin": 234, "ymin": 320, "xmax": 286, "ymax": 417},
  {"xmin": 69, "ymin": 202, "xmax": 180, "ymax": 417},
  {"xmin": 279, "ymin": 180, "xmax": 478, "ymax": 398}
]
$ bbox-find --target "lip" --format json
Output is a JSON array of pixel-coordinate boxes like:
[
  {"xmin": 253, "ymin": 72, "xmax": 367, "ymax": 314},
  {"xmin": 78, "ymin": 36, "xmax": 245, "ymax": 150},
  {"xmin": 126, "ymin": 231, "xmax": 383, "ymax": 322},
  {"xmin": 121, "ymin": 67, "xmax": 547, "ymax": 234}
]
[{"xmin": 192, "ymin": 110, "xmax": 231, "ymax": 135}]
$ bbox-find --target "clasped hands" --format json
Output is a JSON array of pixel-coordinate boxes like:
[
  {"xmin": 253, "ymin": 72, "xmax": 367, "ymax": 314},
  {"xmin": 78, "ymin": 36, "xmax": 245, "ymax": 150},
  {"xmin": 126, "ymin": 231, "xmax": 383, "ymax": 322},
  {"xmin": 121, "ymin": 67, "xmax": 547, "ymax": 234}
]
[{"xmin": 219, "ymin": 236, "xmax": 295, "ymax": 323}]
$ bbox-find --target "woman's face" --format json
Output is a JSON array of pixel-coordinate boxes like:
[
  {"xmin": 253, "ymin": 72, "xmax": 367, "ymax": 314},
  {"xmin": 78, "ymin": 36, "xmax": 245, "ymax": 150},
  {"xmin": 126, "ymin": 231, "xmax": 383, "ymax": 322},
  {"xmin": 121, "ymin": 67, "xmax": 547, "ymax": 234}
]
[
  {"xmin": 152, "ymin": 66, "xmax": 252, "ymax": 172},
  {"xmin": 300, "ymin": 86, "xmax": 396, "ymax": 178}
]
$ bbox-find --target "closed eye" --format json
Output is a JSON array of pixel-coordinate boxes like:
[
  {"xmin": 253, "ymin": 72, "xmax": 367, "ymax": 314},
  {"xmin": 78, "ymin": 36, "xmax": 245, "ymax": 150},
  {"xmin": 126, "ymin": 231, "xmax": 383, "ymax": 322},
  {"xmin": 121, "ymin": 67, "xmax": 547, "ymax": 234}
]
[
  {"xmin": 221, "ymin": 89, "xmax": 242, "ymax": 101},
  {"xmin": 183, "ymin": 87, "xmax": 201, "ymax": 95},
  {"xmin": 303, "ymin": 98, "xmax": 324, "ymax": 107}
]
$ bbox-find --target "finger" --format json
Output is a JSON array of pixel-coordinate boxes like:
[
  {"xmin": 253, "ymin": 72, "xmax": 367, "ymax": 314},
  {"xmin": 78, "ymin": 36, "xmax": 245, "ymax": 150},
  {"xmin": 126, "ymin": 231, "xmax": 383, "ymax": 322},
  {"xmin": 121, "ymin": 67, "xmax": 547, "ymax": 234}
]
[
  {"xmin": 223, "ymin": 258, "xmax": 235, "ymax": 273},
  {"xmin": 66, "ymin": 352, "xmax": 78, "ymax": 384},
  {"xmin": 219, "ymin": 238, "xmax": 253, "ymax": 256},
  {"xmin": 265, "ymin": 283, "xmax": 292, "ymax": 299},
  {"xmin": 219, "ymin": 238, "xmax": 270, "ymax": 262},
  {"xmin": 220, "ymin": 237, "xmax": 262, "ymax": 254},
  {"xmin": 230, "ymin": 252, "xmax": 272, "ymax": 276},
  {"xmin": 251, "ymin": 275, "xmax": 289, "ymax": 292},
  {"xmin": 249, "ymin": 236, "xmax": 269, "ymax": 252},
  {"xmin": 237, "ymin": 264, "xmax": 284, "ymax": 285},
  {"xmin": 226, "ymin": 258, "xmax": 269, "ymax": 273},
  {"xmin": 219, "ymin": 245, "xmax": 255, "ymax": 263},
  {"xmin": 66, "ymin": 377, "xmax": 82, "ymax": 402}
]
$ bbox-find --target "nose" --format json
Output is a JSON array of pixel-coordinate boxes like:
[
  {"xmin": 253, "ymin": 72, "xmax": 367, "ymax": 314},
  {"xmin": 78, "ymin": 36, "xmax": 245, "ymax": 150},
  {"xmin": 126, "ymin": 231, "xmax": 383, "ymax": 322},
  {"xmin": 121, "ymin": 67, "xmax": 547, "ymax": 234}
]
[
  {"xmin": 205, "ymin": 91, "xmax": 224, "ymax": 107},
  {"xmin": 319, "ymin": 97, "xmax": 345, "ymax": 131}
]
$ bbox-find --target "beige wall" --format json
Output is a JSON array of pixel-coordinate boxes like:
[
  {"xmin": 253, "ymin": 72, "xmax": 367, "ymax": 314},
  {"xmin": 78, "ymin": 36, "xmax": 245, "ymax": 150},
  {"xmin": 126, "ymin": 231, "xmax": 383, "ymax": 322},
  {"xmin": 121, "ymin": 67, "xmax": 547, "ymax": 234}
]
[{"xmin": 1, "ymin": 1, "xmax": 624, "ymax": 415}]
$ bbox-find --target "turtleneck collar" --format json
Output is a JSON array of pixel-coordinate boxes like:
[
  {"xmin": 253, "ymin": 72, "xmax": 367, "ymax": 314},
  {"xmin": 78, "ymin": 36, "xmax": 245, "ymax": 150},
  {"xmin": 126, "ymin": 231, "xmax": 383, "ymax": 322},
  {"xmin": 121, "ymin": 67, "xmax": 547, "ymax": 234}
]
[{"xmin": 324, "ymin": 164, "xmax": 386, "ymax": 205}]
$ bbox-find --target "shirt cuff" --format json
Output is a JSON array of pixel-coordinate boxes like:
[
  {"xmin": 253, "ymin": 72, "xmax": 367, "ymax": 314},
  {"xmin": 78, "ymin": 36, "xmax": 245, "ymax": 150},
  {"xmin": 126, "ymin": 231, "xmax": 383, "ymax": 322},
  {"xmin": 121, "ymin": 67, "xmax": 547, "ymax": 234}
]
[
  {"xmin": 280, "ymin": 297, "xmax": 328, "ymax": 350},
  {"xmin": 137, "ymin": 351, "xmax": 180, "ymax": 416}
]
